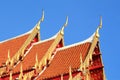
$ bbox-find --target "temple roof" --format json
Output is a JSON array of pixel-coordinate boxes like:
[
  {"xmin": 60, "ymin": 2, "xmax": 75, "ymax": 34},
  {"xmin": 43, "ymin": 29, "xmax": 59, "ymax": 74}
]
[
  {"xmin": 0, "ymin": 16, "xmax": 105, "ymax": 80},
  {"xmin": 36, "ymin": 33, "xmax": 95, "ymax": 79},
  {"xmin": 37, "ymin": 42, "xmax": 91, "ymax": 79},
  {"xmin": 0, "ymin": 32, "xmax": 30, "ymax": 66},
  {"xmin": 13, "ymin": 37, "xmax": 55, "ymax": 73}
]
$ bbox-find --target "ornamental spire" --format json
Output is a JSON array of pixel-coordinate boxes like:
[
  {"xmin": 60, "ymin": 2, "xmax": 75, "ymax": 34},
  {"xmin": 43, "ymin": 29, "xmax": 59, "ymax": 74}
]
[
  {"xmin": 37, "ymin": 10, "xmax": 44, "ymax": 30},
  {"xmin": 9, "ymin": 71, "xmax": 12, "ymax": 80},
  {"xmin": 80, "ymin": 53, "xmax": 83, "ymax": 71},
  {"xmin": 69, "ymin": 66, "xmax": 72, "ymax": 80},
  {"xmin": 23, "ymin": 75, "xmax": 27, "ymax": 80},
  {"xmin": 60, "ymin": 16, "xmax": 68, "ymax": 35},
  {"xmin": 6, "ymin": 50, "xmax": 11, "ymax": 65},
  {"xmin": 96, "ymin": 16, "xmax": 102, "ymax": 38},
  {"xmin": 35, "ymin": 53, "xmax": 39, "ymax": 69},
  {"xmin": 43, "ymin": 57, "xmax": 47, "ymax": 66},
  {"xmin": 8, "ymin": 50, "xmax": 10, "ymax": 61},
  {"xmin": 20, "ymin": 64, "xmax": 23, "ymax": 75},
  {"xmin": 19, "ymin": 64, "xmax": 23, "ymax": 79}
]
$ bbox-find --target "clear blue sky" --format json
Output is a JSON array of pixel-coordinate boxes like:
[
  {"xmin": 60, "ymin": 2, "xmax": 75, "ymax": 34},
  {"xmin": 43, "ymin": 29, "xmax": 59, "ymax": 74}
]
[{"xmin": 0, "ymin": 0, "xmax": 119, "ymax": 80}]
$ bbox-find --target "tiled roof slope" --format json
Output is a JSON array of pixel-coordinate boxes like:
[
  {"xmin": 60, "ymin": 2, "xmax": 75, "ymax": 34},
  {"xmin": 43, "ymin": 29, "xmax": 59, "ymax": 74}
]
[
  {"xmin": 38, "ymin": 42, "xmax": 91, "ymax": 79},
  {"xmin": 13, "ymin": 39, "xmax": 55, "ymax": 73},
  {"xmin": 0, "ymin": 33, "xmax": 30, "ymax": 66}
]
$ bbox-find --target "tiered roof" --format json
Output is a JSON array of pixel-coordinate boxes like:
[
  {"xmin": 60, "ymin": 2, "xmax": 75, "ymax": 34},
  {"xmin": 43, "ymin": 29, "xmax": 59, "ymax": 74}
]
[
  {"xmin": 38, "ymin": 41, "xmax": 91, "ymax": 79},
  {"xmin": 36, "ymin": 32, "xmax": 95, "ymax": 79},
  {"xmin": 0, "ymin": 14, "xmax": 106, "ymax": 80},
  {"xmin": 13, "ymin": 36, "xmax": 55, "ymax": 73},
  {"xmin": 0, "ymin": 32, "xmax": 30, "ymax": 67}
]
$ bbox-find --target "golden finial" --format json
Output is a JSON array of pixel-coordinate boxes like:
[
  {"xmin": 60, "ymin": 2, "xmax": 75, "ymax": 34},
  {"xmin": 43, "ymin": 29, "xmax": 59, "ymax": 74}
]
[
  {"xmin": 6, "ymin": 50, "xmax": 11, "ymax": 65},
  {"xmin": 43, "ymin": 57, "xmax": 47, "ymax": 66},
  {"xmin": 37, "ymin": 10, "xmax": 44, "ymax": 30},
  {"xmin": 19, "ymin": 64, "xmax": 23, "ymax": 79},
  {"xmin": 20, "ymin": 64, "xmax": 23, "ymax": 74},
  {"xmin": 80, "ymin": 53, "xmax": 83, "ymax": 71},
  {"xmin": 41, "ymin": 10, "xmax": 44, "ymax": 22},
  {"xmin": 96, "ymin": 16, "xmax": 102, "ymax": 38},
  {"xmin": 23, "ymin": 74, "xmax": 27, "ymax": 80},
  {"xmin": 38, "ymin": 62, "xmax": 42, "ymax": 71},
  {"xmin": 89, "ymin": 53, "xmax": 92, "ymax": 65},
  {"xmin": 28, "ymin": 72, "xmax": 33, "ymax": 79},
  {"xmin": 60, "ymin": 16, "xmax": 68, "ymax": 35},
  {"xmin": 8, "ymin": 50, "xmax": 10, "ymax": 61},
  {"xmin": 64, "ymin": 16, "xmax": 68, "ymax": 27},
  {"xmin": 9, "ymin": 71, "xmax": 12, "ymax": 80},
  {"xmin": 36, "ymin": 53, "xmax": 38, "ymax": 64},
  {"xmin": 16, "ymin": 53, "xmax": 20, "ymax": 61},
  {"xmin": 99, "ymin": 16, "xmax": 102, "ymax": 28},
  {"xmin": 10, "ymin": 59, "xmax": 14, "ymax": 68},
  {"xmin": 35, "ymin": 53, "xmax": 39, "ymax": 69},
  {"xmin": 69, "ymin": 66, "xmax": 72, "ymax": 80}
]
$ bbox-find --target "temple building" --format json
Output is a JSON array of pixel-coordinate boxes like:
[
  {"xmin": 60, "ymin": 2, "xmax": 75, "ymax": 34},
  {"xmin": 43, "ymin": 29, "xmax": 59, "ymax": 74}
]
[{"xmin": 0, "ymin": 11, "xmax": 106, "ymax": 80}]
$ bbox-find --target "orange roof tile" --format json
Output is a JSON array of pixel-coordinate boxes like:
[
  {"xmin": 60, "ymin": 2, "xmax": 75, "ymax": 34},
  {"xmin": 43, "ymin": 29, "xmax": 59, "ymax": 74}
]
[
  {"xmin": 37, "ymin": 42, "xmax": 91, "ymax": 79},
  {"xmin": 0, "ymin": 34, "xmax": 30, "ymax": 66},
  {"xmin": 13, "ymin": 39, "xmax": 55, "ymax": 74}
]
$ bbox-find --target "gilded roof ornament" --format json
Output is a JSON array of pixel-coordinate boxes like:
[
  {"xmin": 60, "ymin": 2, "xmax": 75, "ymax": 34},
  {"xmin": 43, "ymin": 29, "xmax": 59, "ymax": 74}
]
[
  {"xmin": 96, "ymin": 16, "xmax": 102, "ymax": 38},
  {"xmin": 37, "ymin": 10, "xmax": 44, "ymax": 30},
  {"xmin": 60, "ymin": 16, "xmax": 68, "ymax": 35},
  {"xmin": 8, "ymin": 50, "xmax": 11, "ymax": 62},
  {"xmin": 23, "ymin": 74, "xmax": 27, "ymax": 80},
  {"xmin": 9, "ymin": 71, "xmax": 12, "ymax": 80},
  {"xmin": 6, "ymin": 50, "xmax": 11, "ymax": 65},
  {"xmin": 35, "ymin": 53, "xmax": 39, "ymax": 69},
  {"xmin": 20, "ymin": 64, "xmax": 23, "ymax": 74},
  {"xmin": 69, "ymin": 66, "xmax": 72, "ymax": 80},
  {"xmin": 80, "ymin": 53, "xmax": 84, "ymax": 71},
  {"xmin": 19, "ymin": 64, "xmax": 23, "ymax": 79},
  {"xmin": 10, "ymin": 59, "xmax": 14, "ymax": 68}
]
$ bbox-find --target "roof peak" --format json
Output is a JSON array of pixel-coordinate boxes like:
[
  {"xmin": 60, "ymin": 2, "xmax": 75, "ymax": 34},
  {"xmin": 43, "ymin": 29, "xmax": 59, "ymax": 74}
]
[
  {"xmin": 33, "ymin": 16, "xmax": 68, "ymax": 46},
  {"xmin": 57, "ymin": 32, "xmax": 95, "ymax": 51},
  {"xmin": 0, "ymin": 10, "xmax": 45, "ymax": 43}
]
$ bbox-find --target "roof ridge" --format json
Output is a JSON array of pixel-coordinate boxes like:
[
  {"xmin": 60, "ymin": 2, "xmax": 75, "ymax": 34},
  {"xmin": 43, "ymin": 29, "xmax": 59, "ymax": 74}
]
[
  {"xmin": 57, "ymin": 32, "xmax": 95, "ymax": 51},
  {"xmin": 0, "ymin": 28, "xmax": 33, "ymax": 43}
]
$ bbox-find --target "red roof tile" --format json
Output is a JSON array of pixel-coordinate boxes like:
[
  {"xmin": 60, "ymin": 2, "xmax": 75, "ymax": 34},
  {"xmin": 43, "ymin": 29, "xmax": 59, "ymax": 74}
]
[
  {"xmin": 37, "ymin": 42, "xmax": 91, "ymax": 79},
  {"xmin": 0, "ymin": 34, "xmax": 30, "ymax": 66},
  {"xmin": 13, "ymin": 39, "xmax": 55, "ymax": 73}
]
